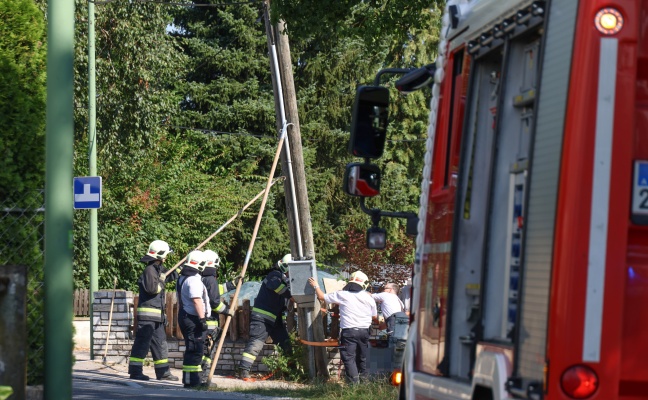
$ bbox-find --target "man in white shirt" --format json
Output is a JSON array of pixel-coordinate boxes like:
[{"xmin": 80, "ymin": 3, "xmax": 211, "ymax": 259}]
[
  {"xmin": 372, "ymin": 283, "xmax": 405, "ymax": 335},
  {"xmin": 308, "ymin": 271, "xmax": 378, "ymax": 384}
]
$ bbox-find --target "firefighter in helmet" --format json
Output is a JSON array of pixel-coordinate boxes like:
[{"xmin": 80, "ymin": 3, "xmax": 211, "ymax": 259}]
[
  {"xmin": 177, "ymin": 250, "xmax": 211, "ymax": 388},
  {"xmin": 309, "ymin": 270, "xmax": 378, "ymax": 384},
  {"xmin": 199, "ymin": 249, "xmax": 236, "ymax": 375},
  {"xmin": 236, "ymin": 253, "xmax": 293, "ymax": 381},
  {"xmin": 128, "ymin": 240, "xmax": 179, "ymax": 381}
]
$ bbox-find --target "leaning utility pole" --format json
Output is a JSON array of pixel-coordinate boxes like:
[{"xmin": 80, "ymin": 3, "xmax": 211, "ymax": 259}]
[{"xmin": 263, "ymin": 1, "xmax": 329, "ymax": 379}]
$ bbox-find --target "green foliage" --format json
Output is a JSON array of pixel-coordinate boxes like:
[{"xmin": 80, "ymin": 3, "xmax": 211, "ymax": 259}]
[
  {"xmin": 0, "ymin": 0, "xmax": 46, "ymax": 385},
  {"xmin": 261, "ymin": 332, "xmax": 309, "ymax": 382},
  {"xmin": 69, "ymin": 0, "xmax": 439, "ymax": 289},
  {"xmin": 0, "ymin": 0, "xmax": 46, "ymax": 199}
]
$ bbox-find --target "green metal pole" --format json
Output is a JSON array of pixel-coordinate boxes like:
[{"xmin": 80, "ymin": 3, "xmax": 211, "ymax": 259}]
[
  {"xmin": 88, "ymin": 0, "xmax": 98, "ymax": 360},
  {"xmin": 44, "ymin": 0, "xmax": 75, "ymax": 397}
]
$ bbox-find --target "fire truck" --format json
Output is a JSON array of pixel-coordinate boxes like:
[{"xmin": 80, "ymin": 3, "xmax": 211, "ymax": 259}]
[{"xmin": 393, "ymin": 0, "xmax": 648, "ymax": 399}]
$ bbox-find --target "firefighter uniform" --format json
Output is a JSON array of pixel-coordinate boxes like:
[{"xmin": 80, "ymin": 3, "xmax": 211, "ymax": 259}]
[
  {"xmin": 128, "ymin": 254, "xmax": 178, "ymax": 381},
  {"xmin": 237, "ymin": 269, "xmax": 292, "ymax": 379},
  {"xmin": 177, "ymin": 250, "xmax": 211, "ymax": 388},
  {"xmin": 200, "ymin": 269, "xmax": 235, "ymax": 370}
]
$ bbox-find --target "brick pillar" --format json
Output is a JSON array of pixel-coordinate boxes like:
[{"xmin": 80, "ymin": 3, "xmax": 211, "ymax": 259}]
[{"xmin": 92, "ymin": 290, "xmax": 134, "ymax": 362}]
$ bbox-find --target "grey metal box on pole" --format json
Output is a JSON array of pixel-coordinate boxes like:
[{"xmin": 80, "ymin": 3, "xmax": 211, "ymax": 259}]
[{"xmin": 287, "ymin": 259, "xmax": 317, "ymax": 308}]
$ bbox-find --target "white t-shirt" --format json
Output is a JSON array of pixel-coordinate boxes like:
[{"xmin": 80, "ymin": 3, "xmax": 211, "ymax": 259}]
[
  {"xmin": 179, "ymin": 275, "xmax": 211, "ymax": 318},
  {"xmin": 324, "ymin": 290, "xmax": 377, "ymax": 329},
  {"xmin": 372, "ymin": 292, "xmax": 404, "ymax": 319}
]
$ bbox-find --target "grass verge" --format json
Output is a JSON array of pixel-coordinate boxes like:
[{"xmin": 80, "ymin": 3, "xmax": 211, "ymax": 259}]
[{"xmin": 222, "ymin": 379, "xmax": 399, "ymax": 400}]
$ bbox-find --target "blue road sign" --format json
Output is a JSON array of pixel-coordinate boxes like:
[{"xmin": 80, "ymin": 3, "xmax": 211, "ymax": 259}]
[{"xmin": 74, "ymin": 176, "xmax": 102, "ymax": 209}]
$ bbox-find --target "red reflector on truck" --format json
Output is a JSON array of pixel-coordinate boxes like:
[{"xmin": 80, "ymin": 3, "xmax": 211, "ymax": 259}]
[{"xmin": 561, "ymin": 365, "xmax": 598, "ymax": 398}]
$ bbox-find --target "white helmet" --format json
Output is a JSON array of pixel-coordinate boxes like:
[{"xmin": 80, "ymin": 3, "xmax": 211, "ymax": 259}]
[
  {"xmin": 147, "ymin": 240, "xmax": 173, "ymax": 260},
  {"xmin": 184, "ymin": 250, "xmax": 206, "ymax": 272},
  {"xmin": 203, "ymin": 250, "xmax": 221, "ymax": 269},
  {"xmin": 277, "ymin": 253, "xmax": 291, "ymax": 273},
  {"xmin": 349, "ymin": 270, "xmax": 369, "ymax": 289}
]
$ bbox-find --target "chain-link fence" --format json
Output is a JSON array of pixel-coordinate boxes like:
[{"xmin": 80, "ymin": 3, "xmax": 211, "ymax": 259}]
[{"xmin": 0, "ymin": 190, "xmax": 45, "ymax": 385}]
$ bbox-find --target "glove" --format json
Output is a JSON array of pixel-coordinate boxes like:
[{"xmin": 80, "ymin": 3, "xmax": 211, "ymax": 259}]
[
  {"xmin": 200, "ymin": 318, "xmax": 208, "ymax": 332},
  {"xmin": 234, "ymin": 276, "xmax": 244, "ymax": 286},
  {"xmin": 165, "ymin": 269, "xmax": 179, "ymax": 283}
]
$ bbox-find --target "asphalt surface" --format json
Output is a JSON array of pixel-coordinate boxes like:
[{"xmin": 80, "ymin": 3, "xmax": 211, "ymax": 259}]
[{"xmin": 72, "ymin": 350, "xmax": 303, "ymax": 399}]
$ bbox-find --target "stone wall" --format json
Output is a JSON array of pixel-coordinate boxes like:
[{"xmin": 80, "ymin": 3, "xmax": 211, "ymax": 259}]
[{"xmin": 90, "ymin": 290, "xmax": 343, "ymax": 376}]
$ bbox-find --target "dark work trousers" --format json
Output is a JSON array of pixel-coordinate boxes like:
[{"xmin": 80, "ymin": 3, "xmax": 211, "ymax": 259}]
[
  {"xmin": 340, "ymin": 327, "xmax": 370, "ymax": 383},
  {"xmin": 128, "ymin": 320, "xmax": 171, "ymax": 378},
  {"xmin": 178, "ymin": 309, "xmax": 207, "ymax": 387},
  {"xmin": 239, "ymin": 317, "xmax": 291, "ymax": 372}
]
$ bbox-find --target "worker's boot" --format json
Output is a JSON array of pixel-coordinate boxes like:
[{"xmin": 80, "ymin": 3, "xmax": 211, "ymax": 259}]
[
  {"xmin": 237, "ymin": 368, "xmax": 255, "ymax": 382},
  {"xmin": 129, "ymin": 373, "xmax": 150, "ymax": 381},
  {"xmin": 157, "ymin": 371, "xmax": 179, "ymax": 381}
]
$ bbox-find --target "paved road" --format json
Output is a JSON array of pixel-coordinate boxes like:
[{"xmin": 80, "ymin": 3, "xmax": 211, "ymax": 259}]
[
  {"xmin": 72, "ymin": 351, "xmax": 300, "ymax": 399},
  {"xmin": 73, "ymin": 376, "xmax": 248, "ymax": 399}
]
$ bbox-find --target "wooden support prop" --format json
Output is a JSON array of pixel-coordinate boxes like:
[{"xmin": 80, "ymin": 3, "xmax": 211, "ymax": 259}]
[
  {"xmin": 207, "ymin": 126, "xmax": 289, "ymax": 384},
  {"xmin": 102, "ymin": 276, "xmax": 118, "ymax": 363},
  {"xmin": 161, "ymin": 177, "xmax": 284, "ymax": 280}
]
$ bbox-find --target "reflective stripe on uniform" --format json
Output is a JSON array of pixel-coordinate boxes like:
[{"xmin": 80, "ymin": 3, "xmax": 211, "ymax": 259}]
[
  {"xmin": 129, "ymin": 357, "xmax": 145, "ymax": 366},
  {"xmin": 207, "ymin": 320, "xmax": 219, "ymax": 327},
  {"xmin": 251, "ymin": 307, "xmax": 276, "ymax": 320},
  {"xmin": 274, "ymin": 283, "xmax": 287, "ymax": 295},
  {"xmin": 218, "ymin": 284, "xmax": 226, "ymax": 295},
  {"xmin": 214, "ymin": 303, "xmax": 226, "ymax": 313},
  {"xmin": 182, "ymin": 365, "xmax": 202, "ymax": 372},
  {"xmin": 242, "ymin": 352, "xmax": 256, "ymax": 361},
  {"xmin": 137, "ymin": 307, "xmax": 162, "ymax": 317},
  {"xmin": 154, "ymin": 359, "xmax": 168, "ymax": 365},
  {"xmin": 155, "ymin": 283, "xmax": 163, "ymax": 294}
]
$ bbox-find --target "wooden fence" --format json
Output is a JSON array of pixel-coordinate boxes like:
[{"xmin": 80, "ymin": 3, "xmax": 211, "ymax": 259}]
[{"xmin": 73, "ymin": 289, "xmax": 90, "ymax": 317}]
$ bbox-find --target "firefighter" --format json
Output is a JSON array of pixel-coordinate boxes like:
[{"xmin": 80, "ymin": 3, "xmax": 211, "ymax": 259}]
[
  {"xmin": 200, "ymin": 249, "xmax": 236, "ymax": 374},
  {"xmin": 308, "ymin": 271, "xmax": 378, "ymax": 384},
  {"xmin": 236, "ymin": 253, "xmax": 293, "ymax": 381},
  {"xmin": 128, "ymin": 240, "xmax": 179, "ymax": 382},
  {"xmin": 177, "ymin": 250, "xmax": 211, "ymax": 388}
]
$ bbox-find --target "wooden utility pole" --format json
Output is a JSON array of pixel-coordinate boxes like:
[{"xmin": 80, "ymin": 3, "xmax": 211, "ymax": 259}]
[{"xmin": 263, "ymin": 1, "xmax": 329, "ymax": 379}]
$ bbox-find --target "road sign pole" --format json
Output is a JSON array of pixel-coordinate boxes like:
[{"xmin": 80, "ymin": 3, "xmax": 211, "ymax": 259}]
[{"xmin": 88, "ymin": 0, "xmax": 98, "ymax": 359}]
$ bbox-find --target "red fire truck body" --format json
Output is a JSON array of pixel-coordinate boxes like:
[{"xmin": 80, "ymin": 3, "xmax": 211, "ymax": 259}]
[{"xmin": 401, "ymin": 0, "xmax": 648, "ymax": 399}]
